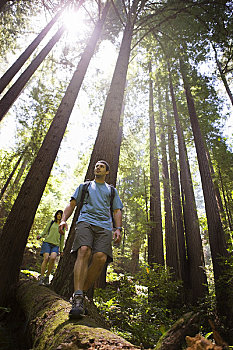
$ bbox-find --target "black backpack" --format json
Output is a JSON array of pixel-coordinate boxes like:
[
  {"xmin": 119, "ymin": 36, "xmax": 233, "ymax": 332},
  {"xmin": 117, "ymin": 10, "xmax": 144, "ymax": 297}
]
[{"xmin": 78, "ymin": 181, "xmax": 115, "ymax": 226}]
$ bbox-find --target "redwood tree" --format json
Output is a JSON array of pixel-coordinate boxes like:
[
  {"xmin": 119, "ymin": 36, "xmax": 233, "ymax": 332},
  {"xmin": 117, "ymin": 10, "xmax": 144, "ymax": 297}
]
[
  {"xmin": 0, "ymin": 5, "xmax": 66, "ymax": 94},
  {"xmin": 168, "ymin": 60, "xmax": 208, "ymax": 303},
  {"xmin": 52, "ymin": 0, "xmax": 147, "ymax": 297},
  {"xmin": 157, "ymin": 80, "xmax": 178, "ymax": 278},
  {"xmin": 148, "ymin": 61, "xmax": 164, "ymax": 266},
  {"xmin": 0, "ymin": 152, "xmax": 24, "ymax": 201},
  {"xmin": 180, "ymin": 57, "xmax": 233, "ymax": 326},
  {"xmin": 0, "ymin": 2, "xmax": 110, "ymax": 306},
  {"xmin": 166, "ymin": 89, "xmax": 187, "ymax": 285},
  {"xmin": 0, "ymin": 26, "xmax": 65, "ymax": 121}
]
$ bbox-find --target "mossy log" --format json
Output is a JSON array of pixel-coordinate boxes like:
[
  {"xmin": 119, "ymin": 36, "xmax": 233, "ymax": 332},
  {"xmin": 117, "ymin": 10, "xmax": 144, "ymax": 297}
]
[
  {"xmin": 155, "ymin": 312, "xmax": 200, "ymax": 350},
  {"xmin": 16, "ymin": 279, "xmax": 139, "ymax": 350}
]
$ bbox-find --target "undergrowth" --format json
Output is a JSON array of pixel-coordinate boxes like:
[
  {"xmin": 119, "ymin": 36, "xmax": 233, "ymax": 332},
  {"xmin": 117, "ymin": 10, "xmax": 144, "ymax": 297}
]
[{"xmin": 94, "ymin": 264, "xmax": 188, "ymax": 348}]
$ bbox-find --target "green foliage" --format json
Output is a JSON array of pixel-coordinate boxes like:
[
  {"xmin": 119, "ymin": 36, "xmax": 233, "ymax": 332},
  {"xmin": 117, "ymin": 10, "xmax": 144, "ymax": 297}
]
[
  {"xmin": 94, "ymin": 264, "xmax": 184, "ymax": 348},
  {"xmin": 0, "ymin": 79, "xmax": 65, "ymax": 229},
  {"xmin": 0, "ymin": 0, "xmax": 40, "ymax": 58},
  {"xmin": 21, "ymin": 269, "xmax": 39, "ymax": 279}
]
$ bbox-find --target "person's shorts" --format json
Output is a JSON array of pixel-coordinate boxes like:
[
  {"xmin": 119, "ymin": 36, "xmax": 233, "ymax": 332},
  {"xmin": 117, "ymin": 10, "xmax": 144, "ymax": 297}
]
[
  {"xmin": 71, "ymin": 221, "xmax": 113, "ymax": 262},
  {"xmin": 40, "ymin": 241, "xmax": 59, "ymax": 256}
]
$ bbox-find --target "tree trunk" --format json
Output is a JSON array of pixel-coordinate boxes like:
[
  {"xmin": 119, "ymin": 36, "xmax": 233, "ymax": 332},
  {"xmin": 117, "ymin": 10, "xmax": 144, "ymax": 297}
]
[
  {"xmin": 16, "ymin": 278, "xmax": 137, "ymax": 350},
  {"xmin": 168, "ymin": 61, "xmax": 207, "ymax": 303},
  {"xmin": 206, "ymin": 151, "xmax": 225, "ymax": 214},
  {"xmin": 130, "ymin": 239, "xmax": 140, "ymax": 274},
  {"xmin": 0, "ymin": 26, "xmax": 65, "ymax": 121},
  {"xmin": 218, "ymin": 166, "xmax": 233, "ymax": 232},
  {"xmin": 85, "ymin": 20, "xmax": 133, "ymax": 186},
  {"xmin": 180, "ymin": 58, "xmax": 233, "ymax": 327},
  {"xmin": 148, "ymin": 61, "xmax": 164, "ymax": 266},
  {"xmin": 206, "ymin": 150, "xmax": 233, "ymax": 247},
  {"xmin": 12, "ymin": 157, "xmax": 29, "ymax": 189},
  {"xmin": 0, "ymin": 153, "xmax": 23, "ymax": 200},
  {"xmin": 155, "ymin": 312, "xmax": 200, "ymax": 350},
  {"xmin": 166, "ymin": 88, "xmax": 187, "ymax": 285},
  {"xmin": 226, "ymin": 191, "xmax": 233, "ymax": 231},
  {"xmin": 130, "ymin": 175, "xmax": 141, "ymax": 274},
  {"xmin": 213, "ymin": 45, "xmax": 233, "ymax": 106},
  {"xmin": 157, "ymin": 80, "xmax": 178, "ymax": 278},
  {"xmin": 52, "ymin": 9, "xmax": 134, "ymax": 298},
  {"xmin": 0, "ymin": 3, "xmax": 110, "ymax": 306},
  {"xmin": 112, "ymin": 92, "xmax": 125, "ymax": 186},
  {"xmin": 0, "ymin": 0, "xmax": 7, "ymax": 11},
  {"xmin": 0, "ymin": 6, "xmax": 65, "ymax": 94},
  {"xmin": 143, "ymin": 168, "xmax": 149, "ymax": 222}
]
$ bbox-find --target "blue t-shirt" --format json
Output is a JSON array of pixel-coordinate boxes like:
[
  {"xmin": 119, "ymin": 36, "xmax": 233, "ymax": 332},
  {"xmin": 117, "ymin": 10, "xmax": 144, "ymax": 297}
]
[{"xmin": 71, "ymin": 180, "xmax": 123, "ymax": 231}]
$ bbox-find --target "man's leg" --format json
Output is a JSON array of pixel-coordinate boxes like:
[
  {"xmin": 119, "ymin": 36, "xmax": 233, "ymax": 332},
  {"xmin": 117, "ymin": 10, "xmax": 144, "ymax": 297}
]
[
  {"xmin": 69, "ymin": 246, "xmax": 91, "ymax": 319},
  {"xmin": 74, "ymin": 246, "xmax": 92, "ymax": 291},
  {"xmin": 83, "ymin": 252, "xmax": 107, "ymax": 291}
]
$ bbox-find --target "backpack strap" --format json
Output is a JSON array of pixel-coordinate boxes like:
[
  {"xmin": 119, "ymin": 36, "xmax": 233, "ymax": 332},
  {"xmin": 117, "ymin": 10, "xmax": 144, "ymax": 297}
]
[
  {"xmin": 109, "ymin": 184, "xmax": 115, "ymax": 227},
  {"xmin": 78, "ymin": 181, "xmax": 91, "ymax": 211},
  {"xmin": 48, "ymin": 220, "xmax": 54, "ymax": 233},
  {"xmin": 78, "ymin": 181, "xmax": 116, "ymax": 226}
]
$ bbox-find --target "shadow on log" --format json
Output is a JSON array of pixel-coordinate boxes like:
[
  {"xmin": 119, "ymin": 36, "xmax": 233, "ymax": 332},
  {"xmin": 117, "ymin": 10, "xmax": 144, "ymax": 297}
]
[
  {"xmin": 16, "ymin": 279, "xmax": 139, "ymax": 350},
  {"xmin": 186, "ymin": 334, "xmax": 225, "ymax": 350},
  {"xmin": 155, "ymin": 312, "xmax": 200, "ymax": 350}
]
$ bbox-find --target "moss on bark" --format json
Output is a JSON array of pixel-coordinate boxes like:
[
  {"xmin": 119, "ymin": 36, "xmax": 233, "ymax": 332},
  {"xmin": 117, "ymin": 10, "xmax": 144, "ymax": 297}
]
[{"xmin": 16, "ymin": 279, "xmax": 139, "ymax": 350}]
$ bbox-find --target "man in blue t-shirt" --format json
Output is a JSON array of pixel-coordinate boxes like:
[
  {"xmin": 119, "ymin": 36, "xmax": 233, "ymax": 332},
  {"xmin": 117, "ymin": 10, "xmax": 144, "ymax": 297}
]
[{"xmin": 59, "ymin": 160, "xmax": 123, "ymax": 319}]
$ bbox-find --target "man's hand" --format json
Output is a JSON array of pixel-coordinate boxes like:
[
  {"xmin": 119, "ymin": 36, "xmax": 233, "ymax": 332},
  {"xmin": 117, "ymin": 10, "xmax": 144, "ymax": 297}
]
[
  {"xmin": 59, "ymin": 221, "xmax": 68, "ymax": 235},
  {"xmin": 113, "ymin": 229, "xmax": 121, "ymax": 244},
  {"xmin": 37, "ymin": 235, "xmax": 41, "ymax": 240}
]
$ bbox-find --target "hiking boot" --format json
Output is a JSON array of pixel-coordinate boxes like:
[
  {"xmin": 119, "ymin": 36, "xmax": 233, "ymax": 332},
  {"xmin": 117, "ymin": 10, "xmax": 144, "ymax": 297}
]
[
  {"xmin": 69, "ymin": 290, "xmax": 84, "ymax": 319},
  {"xmin": 38, "ymin": 276, "xmax": 45, "ymax": 286}
]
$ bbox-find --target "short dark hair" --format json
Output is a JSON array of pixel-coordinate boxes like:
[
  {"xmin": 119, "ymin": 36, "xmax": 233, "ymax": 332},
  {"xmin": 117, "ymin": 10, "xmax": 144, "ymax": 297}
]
[
  {"xmin": 96, "ymin": 160, "xmax": 110, "ymax": 171},
  {"xmin": 54, "ymin": 210, "xmax": 63, "ymax": 221}
]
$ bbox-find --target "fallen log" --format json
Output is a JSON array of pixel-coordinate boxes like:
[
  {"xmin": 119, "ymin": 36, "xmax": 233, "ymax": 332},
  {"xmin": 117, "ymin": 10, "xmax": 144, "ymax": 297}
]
[
  {"xmin": 154, "ymin": 312, "xmax": 200, "ymax": 350},
  {"xmin": 186, "ymin": 334, "xmax": 224, "ymax": 349},
  {"xmin": 16, "ymin": 279, "xmax": 139, "ymax": 350}
]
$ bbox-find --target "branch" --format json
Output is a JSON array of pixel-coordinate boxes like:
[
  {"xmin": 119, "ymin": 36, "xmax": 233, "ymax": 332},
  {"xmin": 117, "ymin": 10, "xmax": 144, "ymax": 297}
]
[
  {"xmin": 131, "ymin": 9, "xmax": 183, "ymax": 51},
  {"xmin": 110, "ymin": 0, "xmax": 125, "ymax": 26}
]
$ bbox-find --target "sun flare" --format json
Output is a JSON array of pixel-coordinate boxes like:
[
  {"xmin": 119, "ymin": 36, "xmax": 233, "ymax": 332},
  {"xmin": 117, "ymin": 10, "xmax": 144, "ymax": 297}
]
[{"xmin": 61, "ymin": 8, "xmax": 88, "ymax": 37}]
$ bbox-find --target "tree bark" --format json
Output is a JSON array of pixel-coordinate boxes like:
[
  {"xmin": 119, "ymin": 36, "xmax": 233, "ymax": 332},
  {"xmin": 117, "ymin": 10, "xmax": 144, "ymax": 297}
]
[
  {"xmin": 85, "ymin": 20, "xmax": 133, "ymax": 186},
  {"xmin": 179, "ymin": 58, "xmax": 233, "ymax": 327},
  {"xmin": 218, "ymin": 166, "xmax": 233, "ymax": 232},
  {"xmin": 0, "ymin": 26, "xmax": 65, "ymax": 121},
  {"xmin": 168, "ymin": 61, "xmax": 208, "ymax": 303},
  {"xmin": 0, "ymin": 153, "xmax": 23, "ymax": 200},
  {"xmin": 52, "ymin": 5, "xmax": 135, "ymax": 297},
  {"xmin": 0, "ymin": 6, "xmax": 65, "ymax": 94},
  {"xmin": 0, "ymin": 3, "xmax": 110, "ymax": 306},
  {"xmin": 213, "ymin": 45, "xmax": 233, "ymax": 106},
  {"xmin": 16, "ymin": 278, "xmax": 137, "ymax": 350},
  {"xmin": 166, "ymin": 89, "xmax": 187, "ymax": 285},
  {"xmin": 148, "ymin": 61, "xmax": 164, "ymax": 266},
  {"xmin": 0, "ymin": 0, "xmax": 7, "ymax": 11},
  {"xmin": 157, "ymin": 80, "xmax": 178, "ymax": 277},
  {"xmin": 155, "ymin": 312, "xmax": 200, "ymax": 350}
]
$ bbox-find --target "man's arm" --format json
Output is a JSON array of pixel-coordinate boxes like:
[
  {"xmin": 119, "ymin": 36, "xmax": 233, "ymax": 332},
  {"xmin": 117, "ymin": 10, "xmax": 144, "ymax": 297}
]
[
  {"xmin": 113, "ymin": 209, "xmax": 122, "ymax": 244},
  {"xmin": 59, "ymin": 199, "xmax": 76, "ymax": 234}
]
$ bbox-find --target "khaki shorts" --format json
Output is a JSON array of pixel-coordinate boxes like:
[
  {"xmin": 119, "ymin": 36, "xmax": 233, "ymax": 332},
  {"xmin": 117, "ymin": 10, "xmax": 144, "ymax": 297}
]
[{"xmin": 71, "ymin": 221, "xmax": 113, "ymax": 262}]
